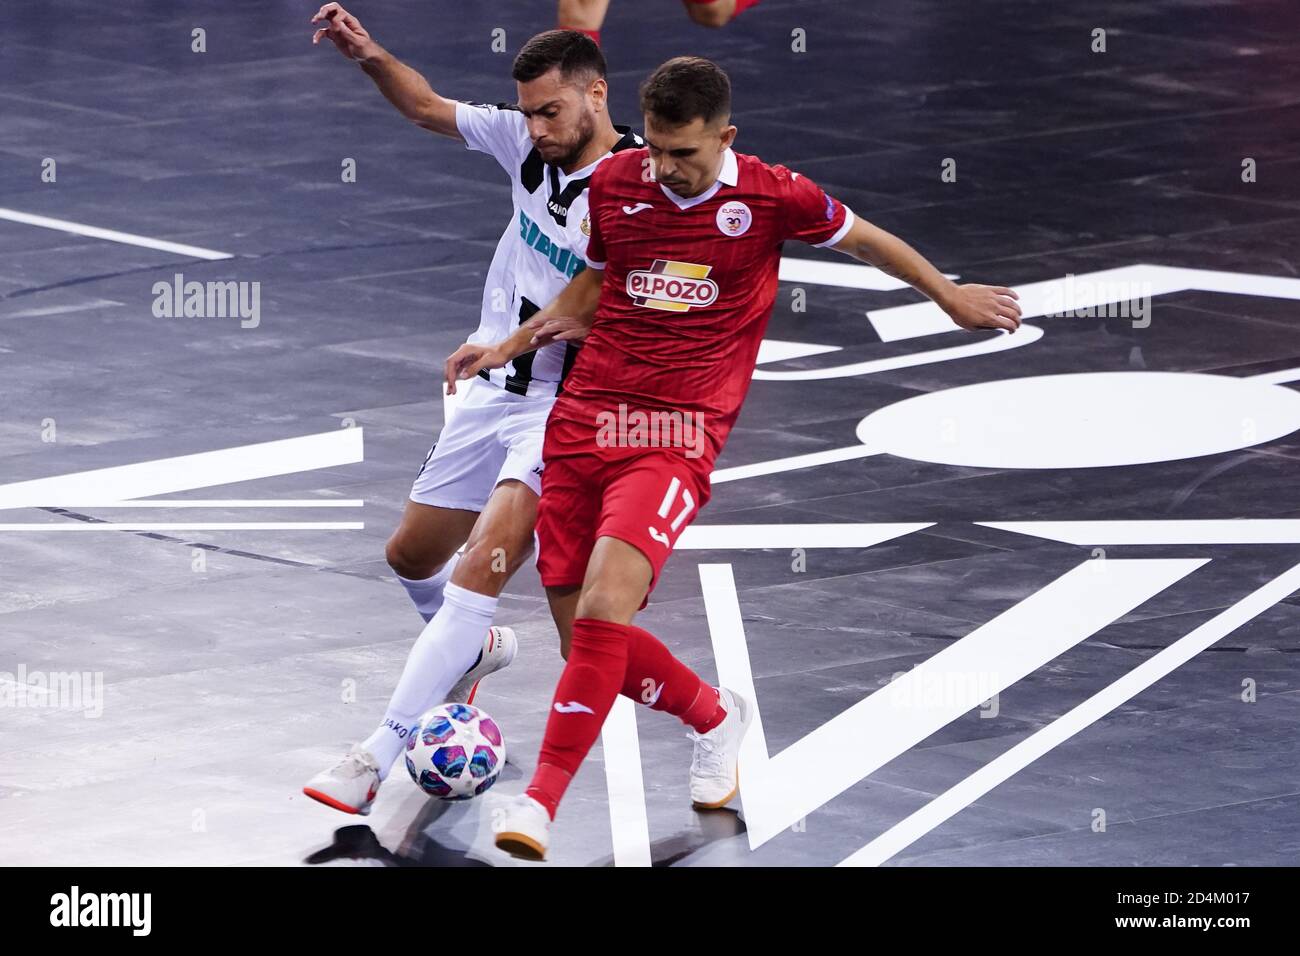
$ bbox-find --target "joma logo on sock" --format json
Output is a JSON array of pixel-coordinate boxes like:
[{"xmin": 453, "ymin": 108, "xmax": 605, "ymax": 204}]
[{"xmin": 50, "ymin": 886, "xmax": 151, "ymax": 936}]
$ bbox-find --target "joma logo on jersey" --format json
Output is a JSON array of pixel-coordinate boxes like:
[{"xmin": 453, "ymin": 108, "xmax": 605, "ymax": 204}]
[
  {"xmin": 626, "ymin": 260, "xmax": 719, "ymax": 312},
  {"xmin": 518, "ymin": 210, "xmax": 585, "ymax": 279}
]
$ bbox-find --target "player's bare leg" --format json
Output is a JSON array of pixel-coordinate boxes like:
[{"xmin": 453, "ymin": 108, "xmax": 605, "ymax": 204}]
[
  {"xmin": 545, "ymin": 583, "xmax": 582, "ymax": 660},
  {"xmin": 557, "ymin": 0, "xmax": 756, "ymax": 38},
  {"xmin": 682, "ymin": 0, "xmax": 760, "ymax": 28},
  {"xmin": 447, "ymin": 479, "xmax": 538, "ymax": 596},
  {"xmin": 557, "ymin": 0, "xmax": 611, "ymax": 44},
  {"xmin": 574, "ymin": 535, "xmax": 651, "ymax": 622},
  {"xmin": 385, "ymin": 500, "xmax": 478, "ymax": 621}
]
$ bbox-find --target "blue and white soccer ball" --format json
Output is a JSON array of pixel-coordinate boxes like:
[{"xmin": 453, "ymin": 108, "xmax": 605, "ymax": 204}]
[{"xmin": 405, "ymin": 703, "xmax": 506, "ymax": 800}]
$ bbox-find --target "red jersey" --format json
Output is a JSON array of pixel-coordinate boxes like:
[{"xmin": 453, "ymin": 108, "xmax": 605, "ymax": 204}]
[{"xmin": 551, "ymin": 147, "xmax": 854, "ymax": 465}]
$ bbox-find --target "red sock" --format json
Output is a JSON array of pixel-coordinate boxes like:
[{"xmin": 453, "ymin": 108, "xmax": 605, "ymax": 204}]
[
  {"xmin": 620, "ymin": 624, "xmax": 726, "ymax": 733},
  {"xmin": 560, "ymin": 25, "xmax": 601, "ymax": 46},
  {"xmin": 525, "ymin": 618, "xmax": 628, "ymax": 819}
]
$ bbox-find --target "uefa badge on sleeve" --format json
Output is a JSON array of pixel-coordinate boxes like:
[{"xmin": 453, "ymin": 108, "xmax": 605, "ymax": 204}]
[{"xmin": 716, "ymin": 201, "xmax": 752, "ymax": 237}]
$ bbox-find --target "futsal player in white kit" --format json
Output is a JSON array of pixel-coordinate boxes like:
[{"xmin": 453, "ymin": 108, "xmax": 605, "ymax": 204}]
[{"xmin": 303, "ymin": 6, "xmax": 641, "ymax": 814}]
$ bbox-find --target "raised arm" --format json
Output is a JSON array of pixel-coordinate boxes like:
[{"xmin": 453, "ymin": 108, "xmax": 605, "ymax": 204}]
[
  {"xmin": 443, "ymin": 266, "xmax": 605, "ymax": 395},
  {"xmin": 830, "ymin": 216, "xmax": 1022, "ymax": 334},
  {"xmin": 311, "ymin": 3, "xmax": 462, "ymax": 138}
]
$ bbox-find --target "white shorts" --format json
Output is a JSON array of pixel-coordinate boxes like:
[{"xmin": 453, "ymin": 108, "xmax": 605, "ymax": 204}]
[{"xmin": 410, "ymin": 375, "xmax": 554, "ymax": 511}]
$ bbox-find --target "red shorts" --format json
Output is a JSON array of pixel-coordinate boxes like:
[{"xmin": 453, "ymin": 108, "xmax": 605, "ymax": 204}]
[{"xmin": 534, "ymin": 414, "xmax": 712, "ymax": 601}]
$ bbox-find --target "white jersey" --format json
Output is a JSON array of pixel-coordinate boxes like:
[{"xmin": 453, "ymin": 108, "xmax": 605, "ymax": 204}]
[{"xmin": 454, "ymin": 100, "xmax": 642, "ymax": 398}]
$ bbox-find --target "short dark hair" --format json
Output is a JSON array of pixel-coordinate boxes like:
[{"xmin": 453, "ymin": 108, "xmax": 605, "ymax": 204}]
[
  {"xmin": 512, "ymin": 30, "xmax": 606, "ymax": 86},
  {"xmin": 639, "ymin": 56, "xmax": 731, "ymax": 126}
]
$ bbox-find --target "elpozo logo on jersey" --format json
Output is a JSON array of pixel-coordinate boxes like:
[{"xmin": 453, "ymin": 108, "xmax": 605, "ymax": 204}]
[
  {"xmin": 626, "ymin": 260, "xmax": 719, "ymax": 312},
  {"xmin": 716, "ymin": 201, "xmax": 752, "ymax": 236}
]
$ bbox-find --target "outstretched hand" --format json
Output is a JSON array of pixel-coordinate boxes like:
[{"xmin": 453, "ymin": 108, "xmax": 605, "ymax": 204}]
[
  {"xmin": 943, "ymin": 284, "xmax": 1022, "ymax": 333},
  {"xmin": 311, "ymin": 3, "xmax": 377, "ymax": 60}
]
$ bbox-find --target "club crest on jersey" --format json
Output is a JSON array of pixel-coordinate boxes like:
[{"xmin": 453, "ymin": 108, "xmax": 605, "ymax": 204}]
[
  {"xmin": 626, "ymin": 260, "xmax": 719, "ymax": 312},
  {"xmin": 716, "ymin": 201, "xmax": 752, "ymax": 237},
  {"xmin": 580, "ymin": 213, "xmax": 590, "ymax": 236}
]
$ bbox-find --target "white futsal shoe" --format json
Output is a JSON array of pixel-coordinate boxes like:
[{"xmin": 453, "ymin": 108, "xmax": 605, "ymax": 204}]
[
  {"xmin": 447, "ymin": 626, "xmax": 517, "ymax": 705},
  {"xmin": 493, "ymin": 794, "xmax": 551, "ymax": 861},
  {"xmin": 688, "ymin": 687, "xmax": 753, "ymax": 809},
  {"xmin": 302, "ymin": 745, "xmax": 382, "ymax": 816}
]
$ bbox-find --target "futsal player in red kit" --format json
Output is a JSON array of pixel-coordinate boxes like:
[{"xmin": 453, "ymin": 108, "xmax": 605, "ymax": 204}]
[{"xmin": 446, "ymin": 57, "xmax": 1022, "ymax": 860}]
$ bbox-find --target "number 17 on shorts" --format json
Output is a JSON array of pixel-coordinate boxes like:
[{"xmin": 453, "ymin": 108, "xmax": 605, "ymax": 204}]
[
  {"xmin": 594, "ymin": 454, "xmax": 711, "ymax": 592},
  {"xmin": 649, "ymin": 475, "xmax": 696, "ymax": 548}
]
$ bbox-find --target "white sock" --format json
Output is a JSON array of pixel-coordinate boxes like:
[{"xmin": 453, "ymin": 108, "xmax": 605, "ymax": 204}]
[
  {"xmin": 363, "ymin": 582, "xmax": 500, "ymax": 778},
  {"xmin": 395, "ymin": 553, "xmax": 461, "ymax": 622}
]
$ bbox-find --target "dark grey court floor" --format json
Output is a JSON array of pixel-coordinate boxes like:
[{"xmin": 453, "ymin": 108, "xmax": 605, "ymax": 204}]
[{"xmin": 2, "ymin": 0, "xmax": 1299, "ymax": 866}]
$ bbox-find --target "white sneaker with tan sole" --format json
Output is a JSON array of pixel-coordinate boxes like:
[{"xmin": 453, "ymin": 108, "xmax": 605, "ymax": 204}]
[
  {"xmin": 493, "ymin": 794, "xmax": 551, "ymax": 860},
  {"xmin": 688, "ymin": 687, "xmax": 753, "ymax": 809}
]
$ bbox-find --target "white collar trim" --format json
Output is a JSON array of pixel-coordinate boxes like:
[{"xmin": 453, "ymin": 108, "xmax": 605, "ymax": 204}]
[{"xmin": 659, "ymin": 148, "xmax": 738, "ymax": 210}]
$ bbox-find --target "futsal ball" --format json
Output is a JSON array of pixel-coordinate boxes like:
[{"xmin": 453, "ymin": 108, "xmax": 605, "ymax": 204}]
[{"xmin": 405, "ymin": 702, "xmax": 505, "ymax": 800}]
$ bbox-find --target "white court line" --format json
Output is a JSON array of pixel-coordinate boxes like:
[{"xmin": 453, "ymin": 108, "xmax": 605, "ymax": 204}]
[
  {"xmin": 0, "ymin": 678, "xmax": 52, "ymax": 697},
  {"xmin": 1251, "ymin": 367, "xmax": 1300, "ymax": 386},
  {"xmin": 0, "ymin": 523, "xmax": 364, "ymax": 531},
  {"xmin": 0, "ymin": 428, "xmax": 364, "ymax": 510},
  {"xmin": 756, "ymin": 339, "xmax": 841, "ymax": 364},
  {"xmin": 600, "ymin": 697, "xmax": 652, "ymax": 867},
  {"xmin": 979, "ymin": 519, "xmax": 1300, "ymax": 545},
  {"xmin": 752, "ymin": 323, "xmax": 1043, "ymax": 381},
  {"xmin": 778, "ymin": 256, "xmax": 957, "ymax": 292},
  {"xmin": 678, "ymin": 522, "xmax": 931, "ymax": 550},
  {"xmin": 5, "ymin": 299, "xmax": 122, "ymax": 319},
  {"xmin": 53, "ymin": 500, "xmax": 365, "ymax": 509},
  {"xmin": 710, "ymin": 444, "xmax": 880, "ymax": 484},
  {"xmin": 839, "ymin": 559, "xmax": 1300, "ymax": 867},
  {"xmin": 0, "ymin": 207, "xmax": 233, "ymax": 260}
]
